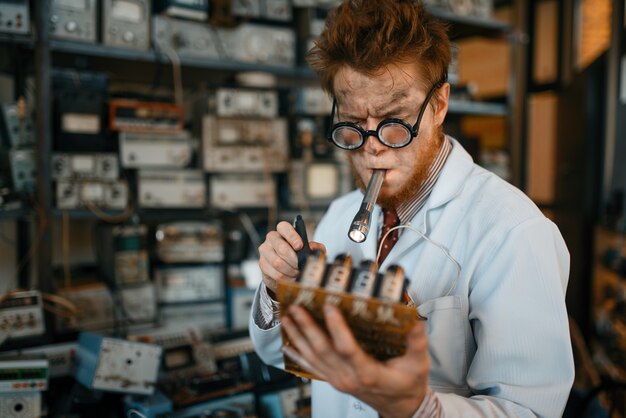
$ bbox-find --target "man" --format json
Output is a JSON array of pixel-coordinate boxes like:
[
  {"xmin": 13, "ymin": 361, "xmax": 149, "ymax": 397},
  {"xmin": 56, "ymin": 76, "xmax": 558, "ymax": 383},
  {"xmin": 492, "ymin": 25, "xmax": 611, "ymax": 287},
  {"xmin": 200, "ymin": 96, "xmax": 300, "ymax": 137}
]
[{"xmin": 249, "ymin": 1, "xmax": 574, "ymax": 417}]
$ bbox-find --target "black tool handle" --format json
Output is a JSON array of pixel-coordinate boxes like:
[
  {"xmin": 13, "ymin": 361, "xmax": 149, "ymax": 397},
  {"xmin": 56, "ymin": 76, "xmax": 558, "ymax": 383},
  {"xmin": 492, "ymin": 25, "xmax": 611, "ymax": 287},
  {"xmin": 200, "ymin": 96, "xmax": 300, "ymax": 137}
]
[{"xmin": 293, "ymin": 214, "xmax": 311, "ymax": 271}]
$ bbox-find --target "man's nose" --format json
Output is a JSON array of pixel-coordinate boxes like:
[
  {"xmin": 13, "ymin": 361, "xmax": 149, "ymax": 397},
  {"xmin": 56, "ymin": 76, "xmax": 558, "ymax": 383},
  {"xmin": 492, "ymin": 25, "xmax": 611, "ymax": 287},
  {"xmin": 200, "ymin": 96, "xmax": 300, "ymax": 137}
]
[{"xmin": 362, "ymin": 129, "xmax": 385, "ymax": 155}]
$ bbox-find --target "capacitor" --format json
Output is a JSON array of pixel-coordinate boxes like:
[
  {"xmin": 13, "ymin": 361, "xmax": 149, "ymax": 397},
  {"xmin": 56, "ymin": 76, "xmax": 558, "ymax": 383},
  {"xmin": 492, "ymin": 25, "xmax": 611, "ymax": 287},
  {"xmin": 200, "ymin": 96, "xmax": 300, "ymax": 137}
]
[
  {"xmin": 297, "ymin": 249, "xmax": 326, "ymax": 288},
  {"xmin": 324, "ymin": 253, "xmax": 353, "ymax": 293},
  {"xmin": 377, "ymin": 264, "xmax": 407, "ymax": 303},
  {"xmin": 349, "ymin": 259, "xmax": 379, "ymax": 297}
]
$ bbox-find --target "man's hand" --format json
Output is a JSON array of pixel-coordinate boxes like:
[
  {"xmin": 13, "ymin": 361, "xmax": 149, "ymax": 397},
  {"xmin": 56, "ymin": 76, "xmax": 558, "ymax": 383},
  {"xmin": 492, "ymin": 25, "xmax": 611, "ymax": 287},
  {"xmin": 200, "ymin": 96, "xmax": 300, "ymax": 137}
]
[
  {"xmin": 282, "ymin": 304, "xmax": 430, "ymax": 418},
  {"xmin": 258, "ymin": 221, "xmax": 326, "ymax": 295}
]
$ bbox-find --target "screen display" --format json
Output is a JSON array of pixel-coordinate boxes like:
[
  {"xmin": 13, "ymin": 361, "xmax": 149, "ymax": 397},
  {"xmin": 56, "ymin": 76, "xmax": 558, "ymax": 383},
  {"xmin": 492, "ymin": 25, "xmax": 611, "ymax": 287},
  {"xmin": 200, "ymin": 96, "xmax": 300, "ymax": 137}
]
[
  {"xmin": 306, "ymin": 163, "xmax": 339, "ymax": 199},
  {"xmin": 110, "ymin": 0, "xmax": 143, "ymax": 23},
  {"xmin": 55, "ymin": 0, "xmax": 88, "ymax": 10},
  {"xmin": 164, "ymin": 347, "xmax": 193, "ymax": 369}
]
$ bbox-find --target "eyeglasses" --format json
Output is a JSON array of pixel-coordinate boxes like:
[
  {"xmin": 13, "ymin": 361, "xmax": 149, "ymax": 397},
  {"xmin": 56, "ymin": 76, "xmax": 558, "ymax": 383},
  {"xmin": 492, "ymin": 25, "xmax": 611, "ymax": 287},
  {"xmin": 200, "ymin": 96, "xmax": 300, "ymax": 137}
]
[{"xmin": 327, "ymin": 81, "xmax": 444, "ymax": 150}]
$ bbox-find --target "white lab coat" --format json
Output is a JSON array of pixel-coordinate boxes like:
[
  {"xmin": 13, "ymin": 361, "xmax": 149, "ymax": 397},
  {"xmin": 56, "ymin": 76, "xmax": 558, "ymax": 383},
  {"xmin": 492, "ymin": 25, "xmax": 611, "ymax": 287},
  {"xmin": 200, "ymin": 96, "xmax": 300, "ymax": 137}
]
[{"xmin": 249, "ymin": 138, "xmax": 574, "ymax": 418}]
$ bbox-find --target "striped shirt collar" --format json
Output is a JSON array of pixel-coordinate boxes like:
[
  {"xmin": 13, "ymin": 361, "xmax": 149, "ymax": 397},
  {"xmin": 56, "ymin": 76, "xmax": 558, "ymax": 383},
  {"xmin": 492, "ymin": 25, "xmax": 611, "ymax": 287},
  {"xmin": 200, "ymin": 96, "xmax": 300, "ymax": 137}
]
[{"xmin": 396, "ymin": 136, "xmax": 452, "ymax": 225}]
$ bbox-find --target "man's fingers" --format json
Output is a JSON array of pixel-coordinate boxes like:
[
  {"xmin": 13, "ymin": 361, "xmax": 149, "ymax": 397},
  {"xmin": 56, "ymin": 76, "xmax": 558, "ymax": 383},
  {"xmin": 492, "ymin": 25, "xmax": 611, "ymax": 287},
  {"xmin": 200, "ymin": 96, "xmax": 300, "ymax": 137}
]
[
  {"xmin": 281, "ymin": 345, "xmax": 328, "ymax": 380},
  {"xmin": 404, "ymin": 321, "xmax": 428, "ymax": 357},
  {"xmin": 323, "ymin": 304, "xmax": 362, "ymax": 357},
  {"xmin": 277, "ymin": 221, "xmax": 304, "ymax": 251},
  {"xmin": 287, "ymin": 305, "xmax": 334, "ymax": 356},
  {"xmin": 259, "ymin": 231, "xmax": 299, "ymax": 277}
]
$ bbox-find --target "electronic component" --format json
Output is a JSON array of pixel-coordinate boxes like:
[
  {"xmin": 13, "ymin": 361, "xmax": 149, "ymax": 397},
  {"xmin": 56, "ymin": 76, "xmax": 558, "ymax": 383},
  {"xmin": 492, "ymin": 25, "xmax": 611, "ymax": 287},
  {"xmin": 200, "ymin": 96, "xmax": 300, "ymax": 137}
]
[
  {"xmin": 203, "ymin": 116, "xmax": 287, "ymax": 146},
  {"xmin": 52, "ymin": 153, "xmax": 119, "ymax": 181},
  {"xmin": 74, "ymin": 332, "xmax": 162, "ymax": 395},
  {"xmin": 155, "ymin": 265, "xmax": 224, "ymax": 303},
  {"xmin": 0, "ymin": 102, "xmax": 35, "ymax": 147},
  {"xmin": 377, "ymin": 265, "xmax": 407, "ymax": 303},
  {"xmin": 52, "ymin": 68, "xmax": 108, "ymax": 151},
  {"xmin": 97, "ymin": 224, "xmax": 150, "ymax": 287},
  {"xmin": 324, "ymin": 253, "xmax": 353, "ymax": 293},
  {"xmin": 210, "ymin": 174, "xmax": 276, "ymax": 209},
  {"xmin": 164, "ymin": 391, "xmax": 254, "ymax": 418},
  {"xmin": 160, "ymin": 341, "xmax": 217, "ymax": 378},
  {"xmin": 0, "ymin": 357, "xmax": 48, "ymax": 393},
  {"xmin": 153, "ymin": 0, "xmax": 208, "ymax": 21},
  {"xmin": 0, "ymin": 393, "xmax": 41, "ymax": 418},
  {"xmin": 297, "ymin": 250, "xmax": 327, "ymax": 288},
  {"xmin": 290, "ymin": 160, "xmax": 352, "ymax": 207},
  {"xmin": 214, "ymin": 88, "xmax": 279, "ymax": 118},
  {"xmin": 0, "ymin": 0, "xmax": 30, "ymax": 34},
  {"xmin": 119, "ymin": 131, "xmax": 196, "ymax": 168},
  {"xmin": 0, "ymin": 343, "xmax": 77, "ymax": 379},
  {"xmin": 159, "ymin": 302, "xmax": 226, "ymax": 330},
  {"xmin": 227, "ymin": 286, "xmax": 256, "ymax": 330},
  {"xmin": 50, "ymin": 0, "xmax": 97, "ymax": 43},
  {"xmin": 280, "ymin": 260, "xmax": 418, "ymax": 380},
  {"xmin": 293, "ymin": 116, "xmax": 336, "ymax": 159},
  {"xmin": 350, "ymin": 260, "xmax": 379, "ymax": 297},
  {"xmin": 55, "ymin": 180, "xmax": 128, "ymax": 210},
  {"xmin": 56, "ymin": 283, "xmax": 155, "ymax": 331},
  {"xmin": 8, "ymin": 149, "xmax": 36, "ymax": 193},
  {"xmin": 0, "ymin": 290, "xmax": 45, "ymax": 340},
  {"xmin": 138, "ymin": 169, "xmax": 206, "ymax": 208},
  {"xmin": 202, "ymin": 116, "xmax": 289, "ymax": 172},
  {"xmin": 295, "ymin": 87, "xmax": 332, "ymax": 115},
  {"xmin": 424, "ymin": 0, "xmax": 493, "ymax": 19},
  {"xmin": 231, "ymin": 0, "xmax": 292, "ymax": 21},
  {"xmin": 56, "ymin": 284, "xmax": 113, "ymax": 332},
  {"xmin": 102, "ymin": 0, "xmax": 151, "ymax": 50},
  {"xmin": 220, "ymin": 23, "xmax": 295, "ymax": 67},
  {"xmin": 119, "ymin": 284, "xmax": 158, "ymax": 324},
  {"xmin": 155, "ymin": 221, "xmax": 224, "ymax": 263},
  {"xmin": 109, "ymin": 99, "xmax": 184, "ymax": 132},
  {"xmin": 151, "ymin": 15, "xmax": 220, "ymax": 59}
]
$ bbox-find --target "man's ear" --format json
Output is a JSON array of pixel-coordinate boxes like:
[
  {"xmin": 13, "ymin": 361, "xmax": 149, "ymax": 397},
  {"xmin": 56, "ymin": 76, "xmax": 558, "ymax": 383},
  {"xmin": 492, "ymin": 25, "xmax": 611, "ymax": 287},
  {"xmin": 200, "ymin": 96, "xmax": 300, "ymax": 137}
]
[{"xmin": 433, "ymin": 82, "xmax": 450, "ymax": 127}]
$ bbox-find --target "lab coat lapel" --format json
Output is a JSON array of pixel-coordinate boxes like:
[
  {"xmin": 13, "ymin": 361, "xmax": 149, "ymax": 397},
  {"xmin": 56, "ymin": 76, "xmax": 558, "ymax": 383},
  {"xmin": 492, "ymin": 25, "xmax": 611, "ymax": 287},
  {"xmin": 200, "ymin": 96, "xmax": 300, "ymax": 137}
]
[{"xmin": 378, "ymin": 137, "xmax": 473, "ymax": 270}]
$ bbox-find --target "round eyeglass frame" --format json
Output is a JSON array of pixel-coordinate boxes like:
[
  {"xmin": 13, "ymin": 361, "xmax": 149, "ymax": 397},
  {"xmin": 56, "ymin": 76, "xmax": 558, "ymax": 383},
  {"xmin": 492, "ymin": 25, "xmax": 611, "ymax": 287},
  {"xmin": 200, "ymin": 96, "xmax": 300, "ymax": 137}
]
[{"xmin": 327, "ymin": 79, "xmax": 445, "ymax": 150}]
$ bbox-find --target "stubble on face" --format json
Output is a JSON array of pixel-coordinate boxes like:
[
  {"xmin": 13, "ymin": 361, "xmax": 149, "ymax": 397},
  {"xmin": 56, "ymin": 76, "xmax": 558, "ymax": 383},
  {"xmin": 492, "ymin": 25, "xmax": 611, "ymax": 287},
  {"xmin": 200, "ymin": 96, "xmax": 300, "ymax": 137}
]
[{"xmin": 349, "ymin": 128, "xmax": 444, "ymax": 210}]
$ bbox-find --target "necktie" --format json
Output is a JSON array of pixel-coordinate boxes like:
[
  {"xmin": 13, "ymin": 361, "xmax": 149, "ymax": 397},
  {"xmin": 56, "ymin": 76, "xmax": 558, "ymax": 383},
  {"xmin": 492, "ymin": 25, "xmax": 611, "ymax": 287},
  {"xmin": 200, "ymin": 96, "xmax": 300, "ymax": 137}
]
[{"xmin": 378, "ymin": 208, "xmax": 400, "ymax": 265}]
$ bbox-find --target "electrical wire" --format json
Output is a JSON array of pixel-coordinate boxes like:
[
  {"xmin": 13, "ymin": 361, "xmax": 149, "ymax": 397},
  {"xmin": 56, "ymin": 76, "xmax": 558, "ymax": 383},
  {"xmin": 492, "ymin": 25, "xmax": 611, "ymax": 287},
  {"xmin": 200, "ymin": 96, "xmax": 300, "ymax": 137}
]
[
  {"xmin": 16, "ymin": 197, "xmax": 47, "ymax": 276},
  {"xmin": 62, "ymin": 210, "xmax": 72, "ymax": 289},
  {"xmin": 127, "ymin": 409, "xmax": 148, "ymax": 418},
  {"xmin": 84, "ymin": 200, "xmax": 134, "ymax": 224},
  {"xmin": 238, "ymin": 211, "xmax": 262, "ymax": 251},
  {"xmin": 156, "ymin": 44, "xmax": 184, "ymax": 108},
  {"xmin": 376, "ymin": 223, "xmax": 461, "ymax": 298}
]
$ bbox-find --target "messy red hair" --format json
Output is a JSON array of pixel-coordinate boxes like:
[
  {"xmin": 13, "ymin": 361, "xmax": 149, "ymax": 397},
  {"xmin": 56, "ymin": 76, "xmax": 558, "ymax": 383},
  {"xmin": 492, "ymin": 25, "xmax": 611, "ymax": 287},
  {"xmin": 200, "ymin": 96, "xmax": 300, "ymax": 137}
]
[{"xmin": 307, "ymin": 0, "xmax": 450, "ymax": 96}]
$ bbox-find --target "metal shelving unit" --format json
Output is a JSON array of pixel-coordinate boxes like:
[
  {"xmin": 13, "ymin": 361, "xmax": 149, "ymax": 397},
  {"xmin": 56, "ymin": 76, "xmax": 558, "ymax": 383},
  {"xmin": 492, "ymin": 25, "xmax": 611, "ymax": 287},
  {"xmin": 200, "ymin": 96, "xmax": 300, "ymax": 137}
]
[
  {"xmin": 448, "ymin": 99, "xmax": 508, "ymax": 116},
  {"xmin": 0, "ymin": 208, "xmax": 29, "ymax": 220},
  {"xmin": 0, "ymin": 0, "xmax": 530, "ymax": 342},
  {"xmin": 426, "ymin": 6, "xmax": 512, "ymax": 39},
  {"xmin": 49, "ymin": 39, "xmax": 317, "ymax": 78}
]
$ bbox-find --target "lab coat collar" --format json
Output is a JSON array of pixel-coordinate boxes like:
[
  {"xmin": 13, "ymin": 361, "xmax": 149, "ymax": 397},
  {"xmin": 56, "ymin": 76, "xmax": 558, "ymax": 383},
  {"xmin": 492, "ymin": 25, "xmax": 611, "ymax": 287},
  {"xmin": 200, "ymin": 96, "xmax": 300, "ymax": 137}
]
[
  {"xmin": 425, "ymin": 136, "xmax": 474, "ymax": 211},
  {"xmin": 379, "ymin": 136, "xmax": 474, "ymax": 269}
]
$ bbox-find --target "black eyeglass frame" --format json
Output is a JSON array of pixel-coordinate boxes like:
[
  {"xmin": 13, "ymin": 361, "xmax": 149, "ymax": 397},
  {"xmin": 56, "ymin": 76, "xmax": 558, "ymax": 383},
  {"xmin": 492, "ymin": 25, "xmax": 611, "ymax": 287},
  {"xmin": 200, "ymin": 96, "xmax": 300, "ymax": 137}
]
[{"xmin": 327, "ymin": 78, "xmax": 446, "ymax": 150}]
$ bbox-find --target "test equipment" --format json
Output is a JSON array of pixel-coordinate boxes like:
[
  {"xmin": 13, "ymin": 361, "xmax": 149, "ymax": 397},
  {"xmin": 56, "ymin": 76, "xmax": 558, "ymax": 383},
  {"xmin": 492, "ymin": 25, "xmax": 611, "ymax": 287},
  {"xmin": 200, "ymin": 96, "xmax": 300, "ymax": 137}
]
[
  {"xmin": 0, "ymin": 0, "xmax": 30, "ymax": 34},
  {"xmin": 102, "ymin": 0, "xmax": 151, "ymax": 50},
  {"xmin": 0, "ymin": 290, "xmax": 45, "ymax": 341},
  {"xmin": 50, "ymin": 0, "xmax": 98, "ymax": 43},
  {"xmin": 138, "ymin": 169, "xmax": 206, "ymax": 208},
  {"xmin": 74, "ymin": 332, "xmax": 162, "ymax": 395}
]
